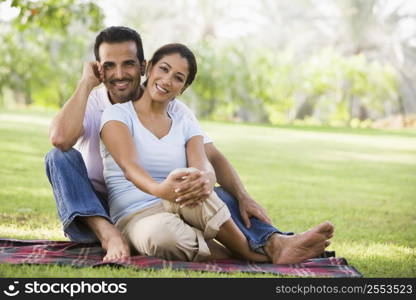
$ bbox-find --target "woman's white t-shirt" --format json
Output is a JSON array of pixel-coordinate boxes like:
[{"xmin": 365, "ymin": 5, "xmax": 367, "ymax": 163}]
[{"xmin": 100, "ymin": 100, "xmax": 204, "ymax": 223}]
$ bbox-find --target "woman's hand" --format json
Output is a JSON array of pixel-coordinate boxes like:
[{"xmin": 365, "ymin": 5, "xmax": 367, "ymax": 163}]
[
  {"xmin": 153, "ymin": 169, "xmax": 192, "ymax": 202},
  {"xmin": 174, "ymin": 168, "xmax": 215, "ymax": 208}
]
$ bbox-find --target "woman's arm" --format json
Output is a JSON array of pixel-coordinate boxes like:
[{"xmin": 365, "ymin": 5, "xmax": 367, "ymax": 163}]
[{"xmin": 101, "ymin": 120, "xmax": 188, "ymax": 201}]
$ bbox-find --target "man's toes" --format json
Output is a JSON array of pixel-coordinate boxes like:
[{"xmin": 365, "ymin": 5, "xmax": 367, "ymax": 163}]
[
  {"xmin": 103, "ymin": 255, "xmax": 110, "ymax": 262},
  {"xmin": 317, "ymin": 221, "xmax": 334, "ymax": 234},
  {"xmin": 325, "ymin": 221, "xmax": 334, "ymax": 234}
]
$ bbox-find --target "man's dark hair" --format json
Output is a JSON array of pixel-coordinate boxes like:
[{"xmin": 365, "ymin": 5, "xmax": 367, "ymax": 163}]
[{"xmin": 94, "ymin": 26, "xmax": 145, "ymax": 63}]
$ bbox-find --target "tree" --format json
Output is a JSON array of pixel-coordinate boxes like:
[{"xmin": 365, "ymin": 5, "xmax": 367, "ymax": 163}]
[{"xmin": 0, "ymin": 0, "xmax": 104, "ymax": 106}]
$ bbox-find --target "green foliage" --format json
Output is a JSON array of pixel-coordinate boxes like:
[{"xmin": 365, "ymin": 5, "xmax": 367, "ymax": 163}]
[
  {"xmin": 8, "ymin": 0, "xmax": 102, "ymax": 32},
  {"xmin": 0, "ymin": 0, "xmax": 402, "ymax": 125},
  {"xmin": 0, "ymin": 0, "xmax": 104, "ymax": 107},
  {"xmin": 185, "ymin": 42, "xmax": 399, "ymax": 125}
]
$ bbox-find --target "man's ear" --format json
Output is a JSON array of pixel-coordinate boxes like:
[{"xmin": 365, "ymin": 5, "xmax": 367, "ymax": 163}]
[{"xmin": 140, "ymin": 61, "xmax": 147, "ymax": 76}]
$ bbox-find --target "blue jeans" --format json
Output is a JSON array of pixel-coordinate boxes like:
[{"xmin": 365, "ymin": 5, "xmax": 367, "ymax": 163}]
[
  {"xmin": 214, "ymin": 187, "xmax": 292, "ymax": 254},
  {"xmin": 45, "ymin": 148, "xmax": 290, "ymax": 252}
]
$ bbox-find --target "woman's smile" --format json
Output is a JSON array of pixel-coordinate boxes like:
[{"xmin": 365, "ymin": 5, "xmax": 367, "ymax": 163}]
[{"xmin": 155, "ymin": 83, "xmax": 169, "ymax": 94}]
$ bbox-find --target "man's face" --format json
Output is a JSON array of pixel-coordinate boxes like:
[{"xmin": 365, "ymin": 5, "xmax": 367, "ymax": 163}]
[{"xmin": 98, "ymin": 41, "xmax": 143, "ymax": 103}]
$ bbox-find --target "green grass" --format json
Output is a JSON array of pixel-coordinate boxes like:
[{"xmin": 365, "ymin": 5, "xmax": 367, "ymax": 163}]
[{"xmin": 0, "ymin": 108, "xmax": 415, "ymax": 278}]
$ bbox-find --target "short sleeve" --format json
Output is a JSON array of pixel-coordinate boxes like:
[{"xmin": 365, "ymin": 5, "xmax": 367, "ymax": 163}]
[
  {"xmin": 100, "ymin": 104, "xmax": 132, "ymax": 133},
  {"xmin": 82, "ymin": 94, "xmax": 96, "ymax": 139},
  {"xmin": 183, "ymin": 113, "xmax": 205, "ymax": 142},
  {"xmin": 170, "ymin": 99, "xmax": 213, "ymax": 144}
]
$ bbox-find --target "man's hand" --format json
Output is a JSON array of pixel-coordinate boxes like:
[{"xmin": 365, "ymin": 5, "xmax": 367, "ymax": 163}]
[
  {"xmin": 80, "ymin": 61, "xmax": 103, "ymax": 89},
  {"xmin": 174, "ymin": 169, "xmax": 214, "ymax": 208},
  {"xmin": 238, "ymin": 195, "xmax": 273, "ymax": 228}
]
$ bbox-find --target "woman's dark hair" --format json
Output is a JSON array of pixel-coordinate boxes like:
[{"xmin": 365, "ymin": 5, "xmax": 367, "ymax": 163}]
[
  {"xmin": 94, "ymin": 26, "xmax": 145, "ymax": 63},
  {"xmin": 144, "ymin": 43, "xmax": 197, "ymax": 88}
]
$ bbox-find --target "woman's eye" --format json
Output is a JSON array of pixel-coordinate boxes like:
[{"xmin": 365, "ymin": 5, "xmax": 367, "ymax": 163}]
[
  {"xmin": 160, "ymin": 66, "xmax": 168, "ymax": 72},
  {"xmin": 175, "ymin": 76, "xmax": 184, "ymax": 82}
]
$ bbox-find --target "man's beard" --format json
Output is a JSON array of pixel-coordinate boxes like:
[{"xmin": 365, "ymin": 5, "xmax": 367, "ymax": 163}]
[{"xmin": 106, "ymin": 79, "xmax": 140, "ymax": 103}]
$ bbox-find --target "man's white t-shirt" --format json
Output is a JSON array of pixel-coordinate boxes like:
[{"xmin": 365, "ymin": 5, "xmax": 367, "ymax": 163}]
[
  {"xmin": 100, "ymin": 101, "xmax": 204, "ymax": 222},
  {"xmin": 74, "ymin": 84, "xmax": 212, "ymax": 195}
]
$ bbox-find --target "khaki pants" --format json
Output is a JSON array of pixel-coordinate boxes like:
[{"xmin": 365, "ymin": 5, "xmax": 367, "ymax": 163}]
[{"xmin": 116, "ymin": 190, "xmax": 231, "ymax": 262}]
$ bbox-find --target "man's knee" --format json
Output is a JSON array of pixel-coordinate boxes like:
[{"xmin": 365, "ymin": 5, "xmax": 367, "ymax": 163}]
[
  {"xmin": 214, "ymin": 187, "xmax": 238, "ymax": 208},
  {"xmin": 45, "ymin": 147, "xmax": 81, "ymax": 166}
]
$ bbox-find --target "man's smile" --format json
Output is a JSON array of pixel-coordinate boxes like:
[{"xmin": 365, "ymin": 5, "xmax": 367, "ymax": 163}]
[{"xmin": 110, "ymin": 79, "xmax": 131, "ymax": 90}]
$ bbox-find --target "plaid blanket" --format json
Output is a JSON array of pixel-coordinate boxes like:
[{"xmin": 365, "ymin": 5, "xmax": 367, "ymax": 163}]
[{"xmin": 0, "ymin": 239, "xmax": 362, "ymax": 277}]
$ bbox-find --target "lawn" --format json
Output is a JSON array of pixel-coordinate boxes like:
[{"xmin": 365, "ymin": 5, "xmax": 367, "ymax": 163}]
[{"xmin": 0, "ymin": 108, "xmax": 415, "ymax": 277}]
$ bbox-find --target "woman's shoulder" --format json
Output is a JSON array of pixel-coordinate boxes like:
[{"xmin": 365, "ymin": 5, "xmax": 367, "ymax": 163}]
[{"xmin": 103, "ymin": 101, "xmax": 134, "ymax": 115}]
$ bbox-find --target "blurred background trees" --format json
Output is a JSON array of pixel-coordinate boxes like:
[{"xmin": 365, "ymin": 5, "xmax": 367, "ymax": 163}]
[
  {"xmin": 1, "ymin": 0, "xmax": 415, "ymax": 127},
  {"xmin": 0, "ymin": 0, "xmax": 103, "ymax": 107}
]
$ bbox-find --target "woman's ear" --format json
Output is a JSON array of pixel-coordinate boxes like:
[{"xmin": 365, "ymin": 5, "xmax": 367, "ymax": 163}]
[{"xmin": 140, "ymin": 60, "xmax": 147, "ymax": 76}]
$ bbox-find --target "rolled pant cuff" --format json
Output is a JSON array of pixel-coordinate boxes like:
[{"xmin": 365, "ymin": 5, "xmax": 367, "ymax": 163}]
[
  {"xmin": 63, "ymin": 211, "xmax": 113, "ymax": 228},
  {"xmin": 203, "ymin": 202, "xmax": 231, "ymax": 240},
  {"xmin": 192, "ymin": 229, "xmax": 211, "ymax": 262}
]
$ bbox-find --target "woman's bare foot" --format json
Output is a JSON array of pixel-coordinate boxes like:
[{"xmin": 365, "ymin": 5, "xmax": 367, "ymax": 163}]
[
  {"xmin": 84, "ymin": 216, "xmax": 130, "ymax": 261},
  {"xmin": 264, "ymin": 221, "xmax": 334, "ymax": 264}
]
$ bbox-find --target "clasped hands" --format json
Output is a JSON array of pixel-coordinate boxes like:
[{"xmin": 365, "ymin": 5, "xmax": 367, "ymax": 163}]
[{"xmin": 155, "ymin": 168, "xmax": 214, "ymax": 208}]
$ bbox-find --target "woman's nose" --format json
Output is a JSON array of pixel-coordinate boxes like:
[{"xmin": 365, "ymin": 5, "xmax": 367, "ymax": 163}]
[{"xmin": 160, "ymin": 76, "xmax": 172, "ymax": 87}]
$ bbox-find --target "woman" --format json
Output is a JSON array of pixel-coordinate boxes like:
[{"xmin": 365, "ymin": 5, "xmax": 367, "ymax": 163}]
[{"xmin": 99, "ymin": 43, "xmax": 269, "ymax": 262}]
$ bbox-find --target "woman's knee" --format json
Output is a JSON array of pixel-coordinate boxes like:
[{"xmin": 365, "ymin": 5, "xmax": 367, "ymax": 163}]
[
  {"xmin": 129, "ymin": 213, "xmax": 183, "ymax": 253},
  {"xmin": 128, "ymin": 212, "xmax": 200, "ymax": 260}
]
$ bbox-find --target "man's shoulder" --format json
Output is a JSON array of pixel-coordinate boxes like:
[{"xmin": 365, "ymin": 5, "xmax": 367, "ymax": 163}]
[
  {"xmin": 169, "ymin": 98, "xmax": 194, "ymax": 116},
  {"xmin": 88, "ymin": 84, "xmax": 110, "ymax": 109}
]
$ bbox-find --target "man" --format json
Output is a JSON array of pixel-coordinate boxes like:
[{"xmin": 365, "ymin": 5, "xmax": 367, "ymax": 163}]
[{"xmin": 46, "ymin": 26, "xmax": 333, "ymax": 263}]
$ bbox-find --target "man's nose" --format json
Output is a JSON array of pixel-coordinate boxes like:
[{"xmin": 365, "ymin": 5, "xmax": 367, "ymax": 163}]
[{"xmin": 115, "ymin": 65, "xmax": 124, "ymax": 79}]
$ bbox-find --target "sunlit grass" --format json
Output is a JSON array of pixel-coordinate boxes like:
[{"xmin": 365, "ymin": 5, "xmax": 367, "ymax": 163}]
[{"xmin": 0, "ymin": 109, "xmax": 415, "ymax": 277}]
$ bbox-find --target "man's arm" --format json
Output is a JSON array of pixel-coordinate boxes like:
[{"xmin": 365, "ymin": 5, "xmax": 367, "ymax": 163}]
[
  {"xmin": 205, "ymin": 143, "xmax": 273, "ymax": 228},
  {"xmin": 49, "ymin": 62, "xmax": 102, "ymax": 150}
]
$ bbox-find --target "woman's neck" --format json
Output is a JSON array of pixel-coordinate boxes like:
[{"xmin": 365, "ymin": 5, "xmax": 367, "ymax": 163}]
[{"xmin": 134, "ymin": 89, "xmax": 170, "ymax": 117}]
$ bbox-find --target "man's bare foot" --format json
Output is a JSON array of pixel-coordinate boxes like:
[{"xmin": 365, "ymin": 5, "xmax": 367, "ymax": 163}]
[
  {"xmin": 84, "ymin": 216, "xmax": 130, "ymax": 261},
  {"xmin": 101, "ymin": 226, "xmax": 130, "ymax": 262},
  {"xmin": 264, "ymin": 221, "xmax": 334, "ymax": 264}
]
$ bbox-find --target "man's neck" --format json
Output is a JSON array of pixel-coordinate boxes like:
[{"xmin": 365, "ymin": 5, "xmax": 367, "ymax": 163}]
[{"xmin": 107, "ymin": 88, "xmax": 142, "ymax": 105}]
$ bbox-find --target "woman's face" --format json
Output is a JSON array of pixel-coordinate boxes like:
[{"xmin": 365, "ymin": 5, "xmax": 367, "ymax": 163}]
[{"xmin": 146, "ymin": 53, "xmax": 189, "ymax": 102}]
